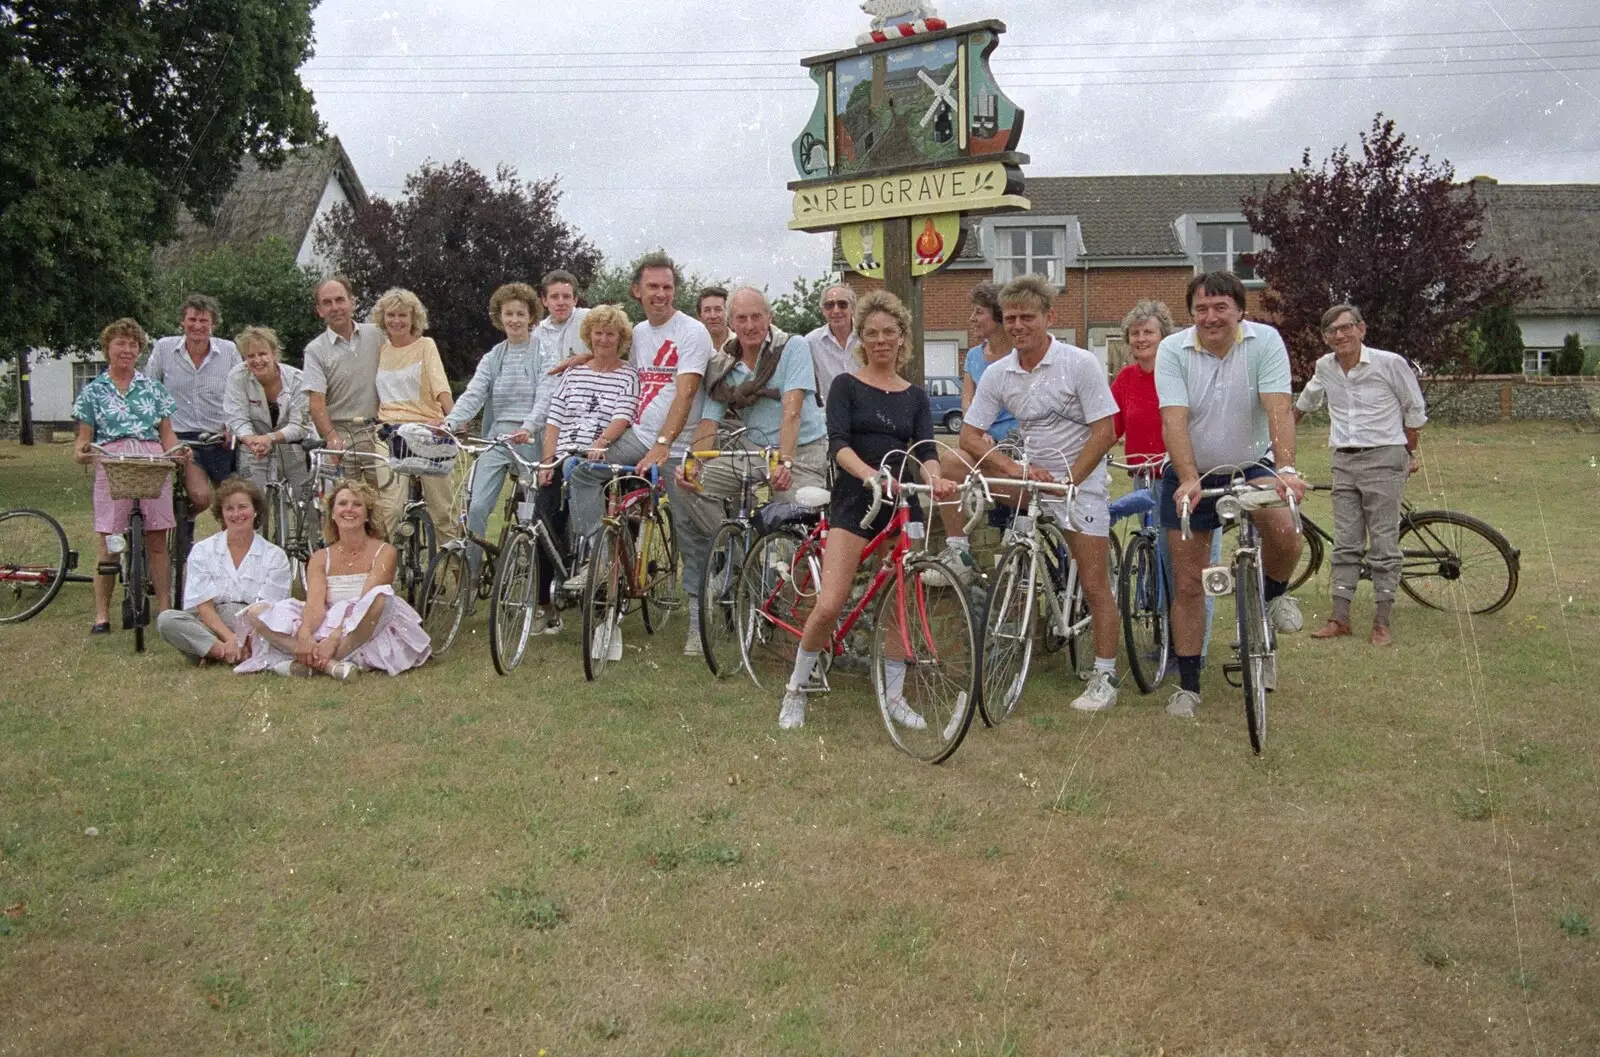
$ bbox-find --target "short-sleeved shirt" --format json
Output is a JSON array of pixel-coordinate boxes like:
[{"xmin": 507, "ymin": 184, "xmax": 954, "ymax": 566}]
[
  {"xmin": 73, "ymin": 371, "xmax": 177, "ymax": 442},
  {"xmin": 144, "ymin": 336, "xmax": 240, "ymax": 433},
  {"xmin": 1155, "ymin": 321, "xmax": 1291, "ymax": 472},
  {"xmin": 963, "ymin": 342, "xmax": 1016, "ymax": 439},
  {"xmin": 806, "ymin": 325, "xmax": 861, "ymax": 407},
  {"xmin": 182, "ymin": 531, "xmax": 292, "ymax": 610},
  {"xmin": 699, "ymin": 335, "xmax": 828, "ymax": 448},
  {"xmin": 301, "ymin": 323, "xmax": 384, "ymax": 422},
  {"xmin": 629, "ymin": 311, "xmax": 713, "ymax": 456},
  {"xmin": 1110, "ymin": 363, "xmax": 1163, "ymax": 462},
  {"xmin": 966, "ymin": 339, "xmax": 1119, "ymax": 495},
  {"xmin": 546, "ymin": 364, "xmax": 640, "ymax": 454},
  {"xmin": 376, "ymin": 337, "xmax": 452, "ymax": 424}
]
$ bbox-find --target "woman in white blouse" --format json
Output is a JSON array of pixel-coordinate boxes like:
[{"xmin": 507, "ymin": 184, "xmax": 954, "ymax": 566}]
[
  {"xmin": 224, "ymin": 326, "xmax": 313, "ymax": 493},
  {"xmin": 155, "ymin": 478, "xmax": 292, "ymax": 663}
]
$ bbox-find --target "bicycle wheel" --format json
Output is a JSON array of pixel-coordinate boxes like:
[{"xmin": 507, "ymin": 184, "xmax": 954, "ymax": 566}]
[
  {"xmin": 1037, "ymin": 522, "xmax": 1071, "ymax": 655},
  {"xmin": 979, "ymin": 543, "xmax": 1036, "ymax": 726},
  {"xmin": 734, "ymin": 528, "xmax": 813, "ymax": 692},
  {"xmin": 872, "ymin": 555, "xmax": 978, "ymax": 764},
  {"xmin": 127, "ymin": 511, "xmax": 148, "ymax": 653},
  {"xmin": 1119, "ymin": 533, "xmax": 1169, "ymax": 694},
  {"xmin": 700, "ymin": 522, "xmax": 748, "ymax": 678},
  {"xmin": 1286, "ymin": 515, "xmax": 1326, "ymax": 592},
  {"xmin": 0, "ymin": 509, "xmax": 70, "ymax": 624},
  {"xmin": 169, "ymin": 512, "xmax": 193, "ymax": 615},
  {"xmin": 581, "ymin": 526, "xmax": 624, "ymax": 682},
  {"xmin": 640, "ymin": 506, "xmax": 681, "ymax": 634},
  {"xmin": 1235, "ymin": 555, "xmax": 1271, "ymax": 755},
  {"xmin": 395, "ymin": 507, "xmax": 436, "ymax": 608},
  {"xmin": 1398, "ymin": 510, "xmax": 1519, "ymax": 615},
  {"xmin": 420, "ymin": 544, "xmax": 470, "ymax": 654},
  {"xmin": 490, "ymin": 530, "xmax": 538, "ymax": 675}
]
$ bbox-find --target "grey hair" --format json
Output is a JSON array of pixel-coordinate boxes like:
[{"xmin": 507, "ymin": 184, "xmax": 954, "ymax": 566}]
[
  {"xmin": 728, "ymin": 285, "xmax": 772, "ymax": 315},
  {"xmin": 1321, "ymin": 303, "xmax": 1364, "ymax": 329},
  {"xmin": 1121, "ymin": 299, "xmax": 1177, "ymax": 340},
  {"xmin": 822, "ymin": 283, "xmax": 856, "ymax": 306}
]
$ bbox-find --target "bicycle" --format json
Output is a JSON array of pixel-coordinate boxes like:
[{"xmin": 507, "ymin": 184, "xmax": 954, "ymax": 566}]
[
  {"xmin": 1284, "ymin": 487, "xmax": 1520, "ymax": 615},
  {"xmin": 310, "ymin": 440, "xmax": 440, "ymax": 609},
  {"xmin": 259, "ymin": 442, "xmax": 319, "ymax": 593},
  {"xmin": 168, "ymin": 432, "xmax": 231, "ymax": 608},
  {"xmin": 973, "ymin": 465, "xmax": 1101, "ymax": 726},
  {"xmin": 733, "ymin": 465, "xmax": 980, "ymax": 764},
  {"xmin": 681, "ymin": 435, "xmax": 782, "ymax": 678},
  {"xmin": 488, "ymin": 451, "xmax": 582, "ymax": 676},
  {"xmin": 419, "ymin": 435, "xmax": 547, "ymax": 659},
  {"xmin": 0, "ymin": 508, "xmax": 90, "ymax": 623},
  {"xmin": 1180, "ymin": 468, "xmax": 1302, "ymax": 755},
  {"xmin": 575, "ymin": 459, "xmax": 681, "ymax": 682},
  {"xmin": 1110, "ymin": 457, "xmax": 1172, "ymax": 695},
  {"xmin": 88, "ymin": 443, "xmax": 186, "ymax": 652}
]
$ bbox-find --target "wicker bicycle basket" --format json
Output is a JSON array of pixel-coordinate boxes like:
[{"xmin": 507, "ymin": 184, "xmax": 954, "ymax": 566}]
[{"xmin": 101, "ymin": 457, "xmax": 177, "ymax": 500}]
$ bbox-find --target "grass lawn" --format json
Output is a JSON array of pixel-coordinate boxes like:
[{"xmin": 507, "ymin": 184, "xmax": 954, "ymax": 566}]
[{"xmin": 2, "ymin": 423, "xmax": 1598, "ymax": 1056}]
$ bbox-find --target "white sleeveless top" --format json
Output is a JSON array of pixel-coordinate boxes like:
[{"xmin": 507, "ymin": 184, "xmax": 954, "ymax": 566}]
[{"xmin": 323, "ymin": 545, "xmax": 385, "ymax": 604}]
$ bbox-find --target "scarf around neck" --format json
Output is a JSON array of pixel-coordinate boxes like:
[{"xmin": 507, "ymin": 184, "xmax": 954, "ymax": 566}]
[{"xmin": 706, "ymin": 325, "xmax": 790, "ymax": 411}]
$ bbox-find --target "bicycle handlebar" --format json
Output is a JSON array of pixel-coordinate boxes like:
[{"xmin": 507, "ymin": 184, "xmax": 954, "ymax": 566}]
[
  {"xmin": 561, "ymin": 456, "xmax": 661, "ymax": 489},
  {"xmin": 858, "ymin": 468, "xmax": 959, "ymax": 530},
  {"xmin": 1179, "ymin": 482, "xmax": 1302, "ymax": 541}
]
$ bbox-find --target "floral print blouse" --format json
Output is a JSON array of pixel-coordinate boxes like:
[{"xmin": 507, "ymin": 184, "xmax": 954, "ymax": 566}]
[{"xmin": 73, "ymin": 371, "xmax": 177, "ymax": 442}]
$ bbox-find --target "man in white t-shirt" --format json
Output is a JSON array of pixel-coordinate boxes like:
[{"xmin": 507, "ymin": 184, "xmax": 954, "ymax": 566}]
[
  {"xmin": 566, "ymin": 252, "xmax": 713, "ymax": 652},
  {"xmin": 959, "ymin": 275, "xmax": 1123, "ymax": 713}
]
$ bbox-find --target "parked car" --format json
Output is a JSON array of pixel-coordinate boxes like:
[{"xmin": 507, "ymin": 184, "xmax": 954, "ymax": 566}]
[{"xmin": 926, "ymin": 375, "xmax": 963, "ymax": 432}]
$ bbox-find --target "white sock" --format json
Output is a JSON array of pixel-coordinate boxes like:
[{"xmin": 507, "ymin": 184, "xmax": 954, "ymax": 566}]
[
  {"xmin": 1094, "ymin": 656, "xmax": 1117, "ymax": 676},
  {"xmin": 946, "ymin": 537, "xmax": 970, "ymax": 553},
  {"xmin": 884, "ymin": 658, "xmax": 907, "ymax": 700},
  {"xmin": 687, "ymin": 598, "xmax": 700, "ymax": 632},
  {"xmin": 787, "ymin": 647, "xmax": 821, "ymax": 691}
]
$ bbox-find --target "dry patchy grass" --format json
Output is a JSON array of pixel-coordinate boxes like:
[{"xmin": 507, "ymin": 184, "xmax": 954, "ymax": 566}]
[{"xmin": 1, "ymin": 424, "xmax": 1598, "ymax": 1056}]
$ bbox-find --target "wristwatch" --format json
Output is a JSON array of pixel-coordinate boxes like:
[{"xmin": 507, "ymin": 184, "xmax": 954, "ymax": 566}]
[
  {"xmin": 781, "ymin": 458, "xmax": 794, "ymax": 469},
  {"xmin": 1278, "ymin": 465, "xmax": 1298, "ymax": 476},
  {"xmin": 655, "ymin": 434, "xmax": 670, "ymax": 446}
]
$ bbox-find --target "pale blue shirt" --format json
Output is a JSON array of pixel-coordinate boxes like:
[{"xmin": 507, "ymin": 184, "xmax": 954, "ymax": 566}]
[
  {"xmin": 145, "ymin": 336, "xmax": 241, "ymax": 433},
  {"xmin": 1155, "ymin": 321, "xmax": 1291, "ymax": 472},
  {"xmin": 699, "ymin": 335, "xmax": 827, "ymax": 448}
]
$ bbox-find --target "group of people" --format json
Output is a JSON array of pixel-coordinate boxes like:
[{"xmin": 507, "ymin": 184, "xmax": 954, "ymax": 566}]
[{"xmin": 72, "ymin": 256, "xmax": 1427, "ymax": 727}]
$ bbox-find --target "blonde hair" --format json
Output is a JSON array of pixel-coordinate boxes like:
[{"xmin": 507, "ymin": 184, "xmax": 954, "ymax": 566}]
[
  {"xmin": 579, "ymin": 304, "xmax": 634, "ymax": 352},
  {"xmin": 489, "ymin": 282, "xmax": 541, "ymax": 332},
  {"xmin": 234, "ymin": 325, "xmax": 282, "ymax": 359},
  {"xmin": 322, "ymin": 479, "xmax": 384, "ymax": 542},
  {"xmin": 370, "ymin": 288, "xmax": 429, "ymax": 336},
  {"xmin": 999, "ymin": 275, "xmax": 1057, "ymax": 315},
  {"xmin": 852, "ymin": 290, "xmax": 913, "ymax": 370}
]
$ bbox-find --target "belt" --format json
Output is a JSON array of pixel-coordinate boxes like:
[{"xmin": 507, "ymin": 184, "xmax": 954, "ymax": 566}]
[{"xmin": 1335, "ymin": 445, "xmax": 1380, "ymax": 454}]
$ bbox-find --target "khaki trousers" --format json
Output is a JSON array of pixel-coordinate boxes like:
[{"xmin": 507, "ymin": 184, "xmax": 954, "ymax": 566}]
[{"xmin": 1329, "ymin": 444, "xmax": 1409, "ymax": 603}]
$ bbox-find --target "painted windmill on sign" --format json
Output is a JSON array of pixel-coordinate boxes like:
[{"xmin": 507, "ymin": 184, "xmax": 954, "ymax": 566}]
[{"xmin": 789, "ymin": 6, "xmax": 1029, "ymax": 380}]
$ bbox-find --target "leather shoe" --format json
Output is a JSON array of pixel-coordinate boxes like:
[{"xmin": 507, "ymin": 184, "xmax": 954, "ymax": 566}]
[
  {"xmin": 1310, "ymin": 619, "xmax": 1352, "ymax": 639},
  {"xmin": 1370, "ymin": 625, "xmax": 1393, "ymax": 647},
  {"xmin": 89, "ymin": 622, "xmax": 112, "ymax": 635}
]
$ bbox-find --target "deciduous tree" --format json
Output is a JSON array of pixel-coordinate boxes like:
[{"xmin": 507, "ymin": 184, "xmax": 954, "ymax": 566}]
[
  {"xmin": 1241, "ymin": 115, "xmax": 1540, "ymax": 380},
  {"xmin": 771, "ymin": 274, "xmax": 832, "ymax": 337},
  {"xmin": 153, "ymin": 237, "xmax": 322, "ymax": 365},
  {"xmin": 315, "ymin": 162, "xmax": 601, "ymax": 383},
  {"xmin": 582, "ymin": 258, "xmax": 731, "ymax": 326}
]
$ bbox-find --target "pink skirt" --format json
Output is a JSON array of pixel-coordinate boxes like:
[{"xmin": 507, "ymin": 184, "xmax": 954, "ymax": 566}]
[
  {"xmin": 93, "ymin": 438, "xmax": 177, "ymax": 534},
  {"xmin": 235, "ymin": 585, "xmax": 432, "ymax": 676}
]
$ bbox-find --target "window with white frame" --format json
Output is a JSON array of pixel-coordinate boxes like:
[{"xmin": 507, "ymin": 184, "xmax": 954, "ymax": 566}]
[
  {"xmin": 993, "ymin": 227, "xmax": 1064, "ymax": 284},
  {"xmin": 71, "ymin": 360, "xmax": 106, "ymax": 400},
  {"xmin": 1197, "ymin": 221, "xmax": 1258, "ymax": 280},
  {"xmin": 1523, "ymin": 349, "xmax": 1553, "ymax": 375}
]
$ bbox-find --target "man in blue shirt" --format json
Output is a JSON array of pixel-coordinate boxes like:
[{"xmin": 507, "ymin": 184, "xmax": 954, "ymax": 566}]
[{"xmin": 678, "ymin": 286, "xmax": 829, "ymax": 655}]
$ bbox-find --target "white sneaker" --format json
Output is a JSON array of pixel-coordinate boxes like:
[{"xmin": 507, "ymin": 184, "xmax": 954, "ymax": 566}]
[
  {"xmin": 1071, "ymin": 671, "xmax": 1119, "ymax": 712},
  {"xmin": 1165, "ymin": 688, "xmax": 1200, "ymax": 718},
  {"xmin": 1268, "ymin": 595, "xmax": 1303, "ymax": 633},
  {"xmin": 778, "ymin": 689, "xmax": 807, "ymax": 730},
  {"xmin": 529, "ymin": 607, "xmax": 550, "ymax": 635},
  {"xmin": 542, "ymin": 613, "xmax": 563, "ymax": 636},
  {"xmin": 920, "ymin": 545, "xmax": 976, "ymax": 588},
  {"xmin": 326, "ymin": 661, "xmax": 357, "ymax": 681},
  {"xmin": 271, "ymin": 660, "xmax": 294, "ymax": 677},
  {"xmin": 884, "ymin": 695, "xmax": 928, "ymax": 730}
]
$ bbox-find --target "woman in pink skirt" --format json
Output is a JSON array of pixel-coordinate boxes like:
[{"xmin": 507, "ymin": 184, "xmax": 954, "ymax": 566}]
[{"xmin": 237, "ymin": 479, "xmax": 430, "ymax": 678}]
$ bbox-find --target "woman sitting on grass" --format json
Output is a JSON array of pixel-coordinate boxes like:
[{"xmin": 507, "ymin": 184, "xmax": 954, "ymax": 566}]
[
  {"xmin": 155, "ymin": 477, "xmax": 291, "ymax": 664},
  {"xmin": 237, "ymin": 479, "xmax": 430, "ymax": 679}
]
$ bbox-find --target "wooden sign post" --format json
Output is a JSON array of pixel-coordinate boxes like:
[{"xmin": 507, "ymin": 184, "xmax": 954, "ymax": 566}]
[{"xmin": 789, "ymin": 13, "xmax": 1029, "ymax": 384}]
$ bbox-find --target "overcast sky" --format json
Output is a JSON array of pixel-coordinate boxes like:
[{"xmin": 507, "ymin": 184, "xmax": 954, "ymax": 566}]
[{"xmin": 302, "ymin": 0, "xmax": 1599, "ymax": 292}]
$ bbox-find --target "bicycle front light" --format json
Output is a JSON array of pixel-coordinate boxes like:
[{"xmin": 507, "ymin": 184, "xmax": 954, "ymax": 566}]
[
  {"xmin": 1214, "ymin": 495, "xmax": 1242, "ymax": 523},
  {"xmin": 1201, "ymin": 564, "xmax": 1234, "ymax": 598}
]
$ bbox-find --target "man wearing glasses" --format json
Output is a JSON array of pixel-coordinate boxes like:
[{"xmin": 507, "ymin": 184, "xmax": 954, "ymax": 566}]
[
  {"xmin": 806, "ymin": 283, "xmax": 861, "ymax": 406},
  {"xmin": 1294, "ymin": 303, "xmax": 1427, "ymax": 647}
]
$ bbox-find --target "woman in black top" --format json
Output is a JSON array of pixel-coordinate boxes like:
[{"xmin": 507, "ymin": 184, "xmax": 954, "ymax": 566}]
[{"xmin": 777, "ymin": 291, "xmax": 956, "ymax": 731}]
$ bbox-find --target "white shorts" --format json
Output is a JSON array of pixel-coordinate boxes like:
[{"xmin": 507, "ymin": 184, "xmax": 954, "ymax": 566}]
[{"xmin": 1041, "ymin": 489, "xmax": 1110, "ymax": 538}]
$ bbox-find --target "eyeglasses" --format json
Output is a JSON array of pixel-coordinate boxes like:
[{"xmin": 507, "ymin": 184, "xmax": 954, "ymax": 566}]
[
  {"xmin": 822, "ymin": 300, "xmax": 851, "ymax": 310},
  {"xmin": 1323, "ymin": 322, "xmax": 1360, "ymax": 337}
]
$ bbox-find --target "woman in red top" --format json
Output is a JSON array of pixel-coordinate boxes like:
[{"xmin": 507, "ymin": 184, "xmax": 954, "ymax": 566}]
[{"xmin": 1109, "ymin": 299, "xmax": 1175, "ymax": 522}]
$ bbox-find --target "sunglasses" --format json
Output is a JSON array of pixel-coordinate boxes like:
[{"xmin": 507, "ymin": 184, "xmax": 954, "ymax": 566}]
[{"xmin": 822, "ymin": 300, "xmax": 851, "ymax": 310}]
